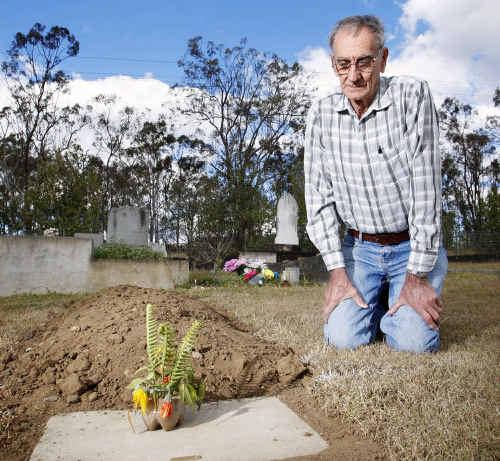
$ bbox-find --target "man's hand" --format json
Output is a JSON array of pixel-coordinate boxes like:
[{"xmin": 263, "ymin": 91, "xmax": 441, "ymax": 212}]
[
  {"xmin": 388, "ymin": 272, "xmax": 443, "ymax": 330},
  {"xmin": 323, "ymin": 267, "xmax": 368, "ymax": 323}
]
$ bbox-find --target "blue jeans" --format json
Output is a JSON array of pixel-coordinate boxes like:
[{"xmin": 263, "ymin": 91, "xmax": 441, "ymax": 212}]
[{"xmin": 324, "ymin": 234, "xmax": 448, "ymax": 353}]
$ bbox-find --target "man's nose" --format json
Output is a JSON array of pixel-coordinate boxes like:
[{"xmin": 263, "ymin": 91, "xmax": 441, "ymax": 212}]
[{"xmin": 347, "ymin": 63, "xmax": 362, "ymax": 80}]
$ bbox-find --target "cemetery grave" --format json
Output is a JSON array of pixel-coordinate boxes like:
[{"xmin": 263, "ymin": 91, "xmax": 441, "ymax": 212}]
[{"xmin": 0, "ymin": 285, "xmax": 314, "ymax": 461}]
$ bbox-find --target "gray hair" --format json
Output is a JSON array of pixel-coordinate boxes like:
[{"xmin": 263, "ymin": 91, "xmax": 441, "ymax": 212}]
[{"xmin": 328, "ymin": 15, "xmax": 385, "ymax": 52}]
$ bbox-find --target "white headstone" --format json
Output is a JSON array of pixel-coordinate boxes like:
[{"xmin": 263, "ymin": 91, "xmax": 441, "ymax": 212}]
[{"xmin": 274, "ymin": 192, "xmax": 299, "ymax": 246}]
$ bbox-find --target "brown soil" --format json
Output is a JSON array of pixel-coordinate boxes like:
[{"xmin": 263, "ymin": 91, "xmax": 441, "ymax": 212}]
[{"xmin": 0, "ymin": 286, "xmax": 382, "ymax": 461}]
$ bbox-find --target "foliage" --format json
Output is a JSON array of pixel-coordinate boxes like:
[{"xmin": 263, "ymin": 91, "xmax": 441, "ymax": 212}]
[
  {"xmin": 439, "ymin": 95, "xmax": 499, "ymax": 244},
  {"xmin": 178, "ymin": 37, "xmax": 310, "ymax": 248},
  {"xmin": 0, "ymin": 23, "xmax": 88, "ymax": 234},
  {"xmin": 128, "ymin": 304, "xmax": 204, "ymax": 410},
  {"xmin": 93, "ymin": 243, "xmax": 165, "ymax": 261}
]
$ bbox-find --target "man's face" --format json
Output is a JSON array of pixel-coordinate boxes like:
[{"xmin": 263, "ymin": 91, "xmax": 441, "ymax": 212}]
[{"xmin": 332, "ymin": 26, "xmax": 388, "ymax": 106}]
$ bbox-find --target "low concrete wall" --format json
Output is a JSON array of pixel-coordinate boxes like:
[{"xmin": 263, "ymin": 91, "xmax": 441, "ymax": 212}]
[
  {"xmin": 0, "ymin": 236, "xmax": 92, "ymax": 295},
  {"xmin": 74, "ymin": 233, "xmax": 104, "ymax": 249},
  {"xmin": 0, "ymin": 236, "xmax": 188, "ymax": 296}
]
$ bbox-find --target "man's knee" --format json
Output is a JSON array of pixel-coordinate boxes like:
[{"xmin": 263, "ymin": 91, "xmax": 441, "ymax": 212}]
[
  {"xmin": 324, "ymin": 298, "xmax": 373, "ymax": 350},
  {"xmin": 381, "ymin": 305, "xmax": 440, "ymax": 353}
]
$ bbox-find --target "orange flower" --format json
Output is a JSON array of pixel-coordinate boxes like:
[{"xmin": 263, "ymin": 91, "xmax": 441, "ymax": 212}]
[
  {"xmin": 160, "ymin": 401, "xmax": 173, "ymax": 418},
  {"xmin": 163, "ymin": 375, "xmax": 170, "ymax": 384}
]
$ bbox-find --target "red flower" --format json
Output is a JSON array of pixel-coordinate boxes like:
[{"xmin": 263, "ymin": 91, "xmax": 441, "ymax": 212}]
[
  {"xmin": 243, "ymin": 269, "xmax": 258, "ymax": 282},
  {"xmin": 160, "ymin": 401, "xmax": 173, "ymax": 418},
  {"xmin": 163, "ymin": 375, "xmax": 171, "ymax": 384}
]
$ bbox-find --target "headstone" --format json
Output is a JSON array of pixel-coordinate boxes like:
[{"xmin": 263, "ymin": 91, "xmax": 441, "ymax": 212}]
[
  {"xmin": 275, "ymin": 192, "xmax": 299, "ymax": 246},
  {"xmin": 239, "ymin": 251, "xmax": 277, "ymax": 265},
  {"xmin": 107, "ymin": 206, "xmax": 149, "ymax": 246}
]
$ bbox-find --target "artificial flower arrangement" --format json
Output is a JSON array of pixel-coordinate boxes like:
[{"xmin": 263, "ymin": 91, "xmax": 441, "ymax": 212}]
[
  {"xmin": 223, "ymin": 258, "xmax": 279, "ymax": 285},
  {"xmin": 128, "ymin": 303, "xmax": 204, "ymax": 431}
]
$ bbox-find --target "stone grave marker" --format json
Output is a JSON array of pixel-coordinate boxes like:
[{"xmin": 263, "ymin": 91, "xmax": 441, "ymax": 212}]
[
  {"xmin": 107, "ymin": 206, "xmax": 149, "ymax": 246},
  {"xmin": 275, "ymin": 192, "xmax": 299, "ymax": 246}
]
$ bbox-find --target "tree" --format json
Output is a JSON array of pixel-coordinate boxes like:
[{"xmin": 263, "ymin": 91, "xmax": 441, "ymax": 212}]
[
  {"xmin": 162, "ymin": 155, "xmax": 206, "ymax": 247},
  {"xmin": 91, "ymin": 94, "xmax": 138, "ymax": 230},
  {"xmin": 178, "ymin": 37, "xmax": 310, "ymax": 248},
  {"xmin": 127, "ymin": 118, "xmax": 176, "ymax": 243},
  {"xmin": 439, "ymin": 96, "xmax": 498, "ymax": 247},
  {"xmin": 0, "ymin": 23, "xmax": 86, "ymax": 233}
]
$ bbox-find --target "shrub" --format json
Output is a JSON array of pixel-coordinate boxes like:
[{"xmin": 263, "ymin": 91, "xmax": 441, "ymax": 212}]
[{"xmin": 93, "ymin": 243, "xmax": 165, "ymax": 261}]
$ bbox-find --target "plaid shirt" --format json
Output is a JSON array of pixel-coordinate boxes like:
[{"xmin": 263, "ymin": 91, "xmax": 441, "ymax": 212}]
[{"xmin": 304, "ymin": 76, "xmax": 441, "ymax": 273}]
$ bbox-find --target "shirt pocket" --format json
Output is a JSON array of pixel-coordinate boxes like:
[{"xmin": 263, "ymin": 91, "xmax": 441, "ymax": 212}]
[{"xmin": 376, "ymin": 144, "xmax": 411, "ymax": 186}]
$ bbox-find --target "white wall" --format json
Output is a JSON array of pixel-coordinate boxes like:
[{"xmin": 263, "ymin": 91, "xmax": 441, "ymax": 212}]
[{"xmin": 0, "ymin": 236, "xmax": 188, "ymax": 296}]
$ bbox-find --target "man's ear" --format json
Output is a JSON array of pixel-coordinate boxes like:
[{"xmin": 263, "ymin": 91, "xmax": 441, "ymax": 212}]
[{"xmin": 380, "ymin": 47, "xmax": 389, "ymax": 73}]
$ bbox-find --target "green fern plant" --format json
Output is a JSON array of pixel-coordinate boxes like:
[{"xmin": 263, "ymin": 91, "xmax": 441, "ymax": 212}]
[{"xmin": 128, "ymin": 303, "xmax": 205, "ymax": 412}]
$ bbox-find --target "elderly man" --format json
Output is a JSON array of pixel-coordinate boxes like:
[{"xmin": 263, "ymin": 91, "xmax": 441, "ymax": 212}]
[{"xmin": 304, "ymin": 15, "xmax": 447, "ymax": 353}]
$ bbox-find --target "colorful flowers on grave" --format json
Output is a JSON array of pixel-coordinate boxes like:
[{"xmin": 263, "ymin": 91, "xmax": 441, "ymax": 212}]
[
  {"xmin": 262, "ymin": 268, "xmax": 275, "ymax": 280},
  {"xmin": 132, "ymin": 387, "xmax": 149, "ymax": 414},
  {"xmin": 223, "ymin": 258, "xmax": 280, "ymax": 286},
  {"xmin": 242, "ymin": 269, "xmax": 258, "ymax": 282},
  {"xmin": 223, "ymin": 258, "xmax": 247, "ymax": 272},
  {"xmin": 160, "ymin": 401, "xmax": 173, "ymax": 418}
]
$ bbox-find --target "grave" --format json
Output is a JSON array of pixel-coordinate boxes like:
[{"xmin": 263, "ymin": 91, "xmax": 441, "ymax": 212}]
[
  {"xmin": 107, "ymin": 206, "xmax": 149, "ymax": 246},
  {"xmin": 30, "ymin": 397, "xmax": 328, "ymax": 461}
]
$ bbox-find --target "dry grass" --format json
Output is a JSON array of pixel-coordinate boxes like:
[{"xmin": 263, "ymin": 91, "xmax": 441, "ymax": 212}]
[
  {"xmin": 0, "ymin": 264, "xmax": 497, "ymax": 459},
  {"xmin": 190, "ymin": 262, "xmax": 500, "ymax": 460}
]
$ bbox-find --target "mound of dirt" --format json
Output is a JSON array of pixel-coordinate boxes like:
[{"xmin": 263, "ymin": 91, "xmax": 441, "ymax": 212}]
[{"xmin": 0, "ymin": 286, "xmax": 306, "ymax": 461}]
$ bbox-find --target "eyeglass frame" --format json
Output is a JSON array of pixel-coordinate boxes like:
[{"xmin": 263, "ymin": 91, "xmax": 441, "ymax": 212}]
[{"xmin": 331, "ymin": 48, "xmax": 384, "ymax": 76}]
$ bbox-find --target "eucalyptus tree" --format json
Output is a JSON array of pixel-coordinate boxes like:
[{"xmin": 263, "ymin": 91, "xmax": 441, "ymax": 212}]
[
  {"xmin": 439, "ymin": 96, "xmax": 498, "ymax": 244},
  {"xmin": 0, "ymin": 23, "xmax": 87, "ymax": 233},
  {"xmin": 178, "ymin": 37, "xmax": 310, "ymax": 248},
  {"xmin": 91, "ymin": 94, "xmax": 138, "ymax": 228}
]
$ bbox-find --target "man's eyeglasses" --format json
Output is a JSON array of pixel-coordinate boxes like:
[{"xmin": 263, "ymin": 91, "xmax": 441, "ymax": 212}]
[{"xmin": 332, "ymin": 50, "xmax": 382, "ymax": 75}]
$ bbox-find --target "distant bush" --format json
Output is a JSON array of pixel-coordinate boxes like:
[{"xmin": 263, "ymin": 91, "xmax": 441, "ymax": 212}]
[{"xmin": 93, "ymin": 243, "xmax": 165, "ymax": 261}]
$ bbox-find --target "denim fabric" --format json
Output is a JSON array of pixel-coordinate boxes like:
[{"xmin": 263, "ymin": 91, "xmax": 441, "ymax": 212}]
[{"xmin": 323, "ymin": 234, "xmax": 448, "ymax": 353}]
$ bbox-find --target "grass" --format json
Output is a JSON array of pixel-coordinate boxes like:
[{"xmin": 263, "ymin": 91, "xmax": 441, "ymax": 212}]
[
  {"xmin": 189, "ymin": 262, "xmax": 500, "ymax": 460},
  {"xmin": 0, "ymin": 292, "xmax": 84, "ymax": 355},
  {"xmin": 0, "ymin": 262, "xmax": 498, "ymax": 459}
]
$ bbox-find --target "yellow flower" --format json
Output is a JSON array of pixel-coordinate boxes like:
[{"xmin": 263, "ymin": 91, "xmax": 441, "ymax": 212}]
[
  {"xmin": 132, "ymin": 388, "xmax": 149, "ymax": 414},
  {"xmin": 262, "ymin": 268, "xmax": 274, "ymax": 280}
]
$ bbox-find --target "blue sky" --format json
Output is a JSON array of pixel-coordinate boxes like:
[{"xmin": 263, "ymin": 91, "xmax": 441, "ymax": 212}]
[
  {"xmin": 1, "ymin": 0, "xmax": 404, "ymax": 84},
  {"xmin": 1, "ymin": 0, "xmax": 499, "ymax": 111}
]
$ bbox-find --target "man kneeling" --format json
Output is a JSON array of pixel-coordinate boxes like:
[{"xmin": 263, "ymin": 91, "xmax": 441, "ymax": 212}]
[{"xmin": 304, "ymin": 15, "xmax": 447, "ymax": 353}]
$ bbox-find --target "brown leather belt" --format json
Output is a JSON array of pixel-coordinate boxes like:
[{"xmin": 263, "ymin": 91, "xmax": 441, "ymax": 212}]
[{"xmin": 348, "ymin": 229, "xmax": 410, "ymax": 245}]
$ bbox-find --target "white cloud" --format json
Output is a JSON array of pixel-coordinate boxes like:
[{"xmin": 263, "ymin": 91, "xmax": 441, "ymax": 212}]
[
  {"xmin": 0, "ymin": 75, "xmax": 209, "ymax": 155},
  {"xmin": 298, "ymin": 0, "xmax": 500, "ymax": 115}
]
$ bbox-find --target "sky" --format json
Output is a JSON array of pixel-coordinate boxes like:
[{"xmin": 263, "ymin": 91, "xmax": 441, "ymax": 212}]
[{"xmin": 1, "ymin": 0, "xmax": 499, "ymax": 116}]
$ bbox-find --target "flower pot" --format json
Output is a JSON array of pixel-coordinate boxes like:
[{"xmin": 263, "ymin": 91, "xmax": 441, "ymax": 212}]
[{"xmin": 141, "ymin": 397, "xmax": 185, "ymax": 431}]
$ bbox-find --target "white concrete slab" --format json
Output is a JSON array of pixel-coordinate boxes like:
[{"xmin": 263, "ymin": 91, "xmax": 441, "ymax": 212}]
[{"xmin": 30, "ymin": 397, "xmax": 328, "ymax": 461}]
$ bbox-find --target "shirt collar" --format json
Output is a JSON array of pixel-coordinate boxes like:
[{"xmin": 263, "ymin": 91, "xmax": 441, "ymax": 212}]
[{"xmin": 334, "ymin": 76, "xmax": 393, "ymax": 115}]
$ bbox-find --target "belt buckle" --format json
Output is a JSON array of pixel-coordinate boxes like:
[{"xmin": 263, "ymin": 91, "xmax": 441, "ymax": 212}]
[{"xmin": 359, "ymin": 231, "xmax": 363, "ymax": 242}]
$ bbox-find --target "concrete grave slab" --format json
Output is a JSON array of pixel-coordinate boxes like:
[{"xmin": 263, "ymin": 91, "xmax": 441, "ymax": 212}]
[{"xmin": 30, "ymin": 397, "xmax": 328, "ymax": 461}]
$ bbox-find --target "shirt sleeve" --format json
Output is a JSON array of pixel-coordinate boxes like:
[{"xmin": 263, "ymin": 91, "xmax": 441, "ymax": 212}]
[
  {"xmin": 404, "ymin": 80, "xmax": 442, "ymax": 274},
  {"xmin": 304, "ymin": 102, "xmax": 344, "ymax": 271}
]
